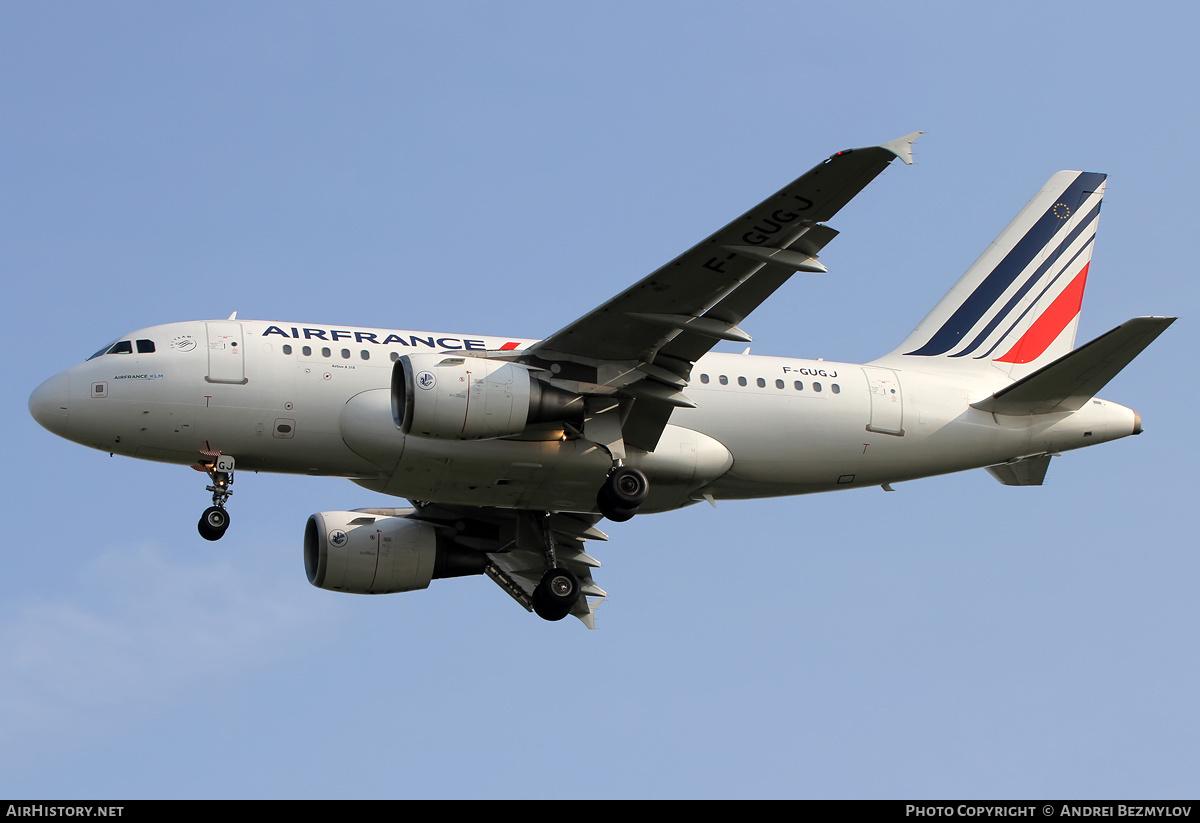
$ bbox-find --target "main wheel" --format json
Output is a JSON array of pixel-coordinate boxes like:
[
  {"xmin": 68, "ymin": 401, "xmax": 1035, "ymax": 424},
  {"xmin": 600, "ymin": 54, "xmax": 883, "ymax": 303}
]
[
  {"xmin": 606, "ymin": 467, "xmax": 649, "ymax": 507},
  {"xmin": 198, "ymin": 506, "xmax": 230, "ymax": 541},
  {"xmin": 596, "ymin": 485, "xmax": 637, "ymax": 522},
  {"xmin": 531, "ymin": 599, "xmax": 571, "ymax": 621},
  {"xmin": 532, "ymin": 567, "xmax": 580, "ymax": 621}
]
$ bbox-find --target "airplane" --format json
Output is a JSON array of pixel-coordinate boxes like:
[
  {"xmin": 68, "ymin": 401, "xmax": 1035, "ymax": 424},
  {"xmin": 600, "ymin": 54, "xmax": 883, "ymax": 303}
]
[{"xmin": 28, "ymin": 132, "xmax": 1174, "ymax": 627}]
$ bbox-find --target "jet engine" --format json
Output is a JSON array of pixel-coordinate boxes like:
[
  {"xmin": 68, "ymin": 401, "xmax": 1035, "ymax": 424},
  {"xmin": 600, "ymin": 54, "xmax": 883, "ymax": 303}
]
[
  {"xmin": 304, "ymin": 510, "xmax": 487, "ymax": 594},
  {"xmin": 392, "ymin": 353, "xmax": 579, "ymax": 440}
]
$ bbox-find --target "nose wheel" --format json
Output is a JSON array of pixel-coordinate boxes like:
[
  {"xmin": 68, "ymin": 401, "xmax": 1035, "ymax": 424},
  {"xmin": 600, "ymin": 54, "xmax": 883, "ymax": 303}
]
[
  {"xmin": 198, "ymin": 506, "xmax": 230, "ymax": 541},
  {"xmin": 197, "ymin": 452, "xmax": 235, "ymax": 541}
]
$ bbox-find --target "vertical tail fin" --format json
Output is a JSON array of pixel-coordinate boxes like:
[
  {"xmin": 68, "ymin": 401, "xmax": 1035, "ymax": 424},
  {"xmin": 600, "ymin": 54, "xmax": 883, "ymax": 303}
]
[{"xmin": 882, "ymin": 170, "xmax": 1106, "ymax": 380}]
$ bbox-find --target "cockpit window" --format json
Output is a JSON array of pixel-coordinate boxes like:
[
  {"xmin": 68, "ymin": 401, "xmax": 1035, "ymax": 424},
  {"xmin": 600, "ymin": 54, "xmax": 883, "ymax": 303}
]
[{"xmin": 86, "ymin": 338, "xmax": 148, "ymax": 360}]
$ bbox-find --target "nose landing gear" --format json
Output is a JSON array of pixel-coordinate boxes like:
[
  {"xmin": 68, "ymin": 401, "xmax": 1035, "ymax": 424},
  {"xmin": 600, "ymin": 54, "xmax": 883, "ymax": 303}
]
[{"xmin": 197, "ymin": 453, "xmax": 235, "ymax": 541}]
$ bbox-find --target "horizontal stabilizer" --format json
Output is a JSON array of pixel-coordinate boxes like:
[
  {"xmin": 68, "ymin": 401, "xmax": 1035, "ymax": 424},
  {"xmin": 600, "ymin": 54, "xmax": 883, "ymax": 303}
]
[
  {"xmin": 971, "ymin": 317, "xmax": 1175, "ymax": 415},
  {"xmin": 986, "ymin": 454, "xmax": 1052, "ymax": 486}
]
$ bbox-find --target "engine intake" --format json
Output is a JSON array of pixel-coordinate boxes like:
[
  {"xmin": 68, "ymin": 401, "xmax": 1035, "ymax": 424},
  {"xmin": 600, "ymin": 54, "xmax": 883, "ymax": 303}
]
[{"xmin": 392, "ymin": 353, "xmax": 579, "ymax": 440}]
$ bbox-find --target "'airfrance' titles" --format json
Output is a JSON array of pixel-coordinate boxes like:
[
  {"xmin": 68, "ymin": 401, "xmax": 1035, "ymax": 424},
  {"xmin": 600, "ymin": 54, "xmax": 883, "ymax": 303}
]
[{"xmin": 262, "ymin": 326, "xmax": 490, "ymax": 351}]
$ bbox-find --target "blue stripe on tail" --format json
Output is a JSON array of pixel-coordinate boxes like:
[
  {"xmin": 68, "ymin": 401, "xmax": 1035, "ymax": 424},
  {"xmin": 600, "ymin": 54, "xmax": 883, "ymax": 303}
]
[{"xmin": 905, "ymin": 171, "xmax": 1106, "ymax": 357}]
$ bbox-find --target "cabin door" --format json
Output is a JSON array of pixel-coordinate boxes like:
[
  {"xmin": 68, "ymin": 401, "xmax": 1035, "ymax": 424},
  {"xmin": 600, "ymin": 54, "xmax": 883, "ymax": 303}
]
[
  {"xmin": 205, "ymin": 322, "xmax": 247, "ymax": 384},
  {"xmin": 862, "ymin": 366, "xmax": 903, "ymax": 436}
]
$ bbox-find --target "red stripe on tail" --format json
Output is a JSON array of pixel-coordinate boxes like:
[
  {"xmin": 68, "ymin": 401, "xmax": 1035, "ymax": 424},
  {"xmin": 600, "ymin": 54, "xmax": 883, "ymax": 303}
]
[{"xmin": 994, "ymin": 263, "xmax": 1090, "ymax": 364}]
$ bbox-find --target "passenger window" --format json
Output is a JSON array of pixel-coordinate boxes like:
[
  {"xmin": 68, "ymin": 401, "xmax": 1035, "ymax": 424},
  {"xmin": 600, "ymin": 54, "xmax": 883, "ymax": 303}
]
[
  {"xmin": 737, "ymin": 376, "xmax": 747, "ymax": 387},
  {"xmin": 341, "ymin": 349, "xmax": 350, "ymax": 359},
  {"xmin": 756, "ymin": 378, "xmax": 766, "ymax": 388},
  {"xmin": 108, "ymin": 341, "xmax": 132, "ymax": 355},
  {"xmin": 700, "ymin": 374, "xmax": 710, "ymax": 384},
  {"xmin": 813, "ymin": 382, "xmax": 822, "ymax": 392},
  {"xmin": 136, "ymin": 339, "xmax": 155, "ymax": 353},
  {"xmin": 775, "ymin": 379, "xmax": 784, "ymax": 389},
  {"xmin": 794, "ymin": 381, "xmax": 803, "ymax": 391},
  {"xmin": 360, "ymin": 350, "xmax": 370, "ymax": 360},
  {"xmin": 321, "ymin": 347, "xmax": 331, "ymax": 358},
  {"xmin": 719, "ymin": 375, "xmax": 728, "ymax": 385},
  {"xmin": 302, "ymin": 346, "xmax": 312, "ymax": 356},
  {"xmin": 390, "ymin": 352, "xmax": 400, "ymax": 362},
  {"xmin": 283, "ymin": 344, "xmax": 293, "ymax": 355},
  {"xmin": 832, "ymin": 383, "xmax": 840, "ymax": 394}
]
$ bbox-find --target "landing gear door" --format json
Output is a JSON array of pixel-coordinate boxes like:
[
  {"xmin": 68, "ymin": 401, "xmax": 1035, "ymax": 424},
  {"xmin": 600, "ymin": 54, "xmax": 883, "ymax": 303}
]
[
  {"xmin": 863, "ymin": 366, "xmax": 904, "ymax": 436},
  {"xmin": 206, "ymin": 322, "xmax": 247, "ymax": 384}
]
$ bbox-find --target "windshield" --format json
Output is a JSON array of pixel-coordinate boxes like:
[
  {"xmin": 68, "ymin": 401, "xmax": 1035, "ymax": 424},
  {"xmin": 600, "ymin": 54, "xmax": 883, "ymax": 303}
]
[
  {"xmin": 87, "ymin": 340, "xmax": 118, "ymax": 360},
  {"xmin": 86, "ymin": 338, "xmax": 155, "ymax": 360}
]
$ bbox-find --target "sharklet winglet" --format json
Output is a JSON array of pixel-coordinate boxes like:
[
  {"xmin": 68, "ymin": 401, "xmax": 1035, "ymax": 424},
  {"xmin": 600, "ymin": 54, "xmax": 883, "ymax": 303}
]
[{"xmin": 880, "ymin": 131, "xmax": 923, "ymax": 165}]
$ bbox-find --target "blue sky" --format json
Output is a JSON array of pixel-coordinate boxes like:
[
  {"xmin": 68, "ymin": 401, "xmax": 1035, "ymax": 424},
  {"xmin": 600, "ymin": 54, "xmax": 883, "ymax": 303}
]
[{"xmin": 3, "ymin": 2, "xmax": 1196, "ymax": 798}]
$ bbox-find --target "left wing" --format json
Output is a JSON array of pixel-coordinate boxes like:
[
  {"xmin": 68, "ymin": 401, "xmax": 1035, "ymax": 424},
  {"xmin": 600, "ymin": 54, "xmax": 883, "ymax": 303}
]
[{"xmin": 524, "ymin": 132, "xmax": 921, "ymax": 451}]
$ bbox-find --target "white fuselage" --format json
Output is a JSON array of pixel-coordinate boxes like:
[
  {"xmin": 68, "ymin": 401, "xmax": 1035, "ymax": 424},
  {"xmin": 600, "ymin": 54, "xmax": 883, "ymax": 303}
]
[{"xmin": 30, "ymin": 319, "xmax": 1140, "ymax": 515}]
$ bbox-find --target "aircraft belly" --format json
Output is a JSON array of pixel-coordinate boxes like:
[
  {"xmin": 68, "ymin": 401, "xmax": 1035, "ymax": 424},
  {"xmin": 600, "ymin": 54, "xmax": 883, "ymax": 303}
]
[
  {"xmin": 373, "ymin": 424, "xmax": 732, "ymax": 512},
  {"xmin": 380, "ymin": 436, "xmax": 611, "ymax": 509},
  {"xmin": 629, "ymin": 426, "xmax": 733, "ymax": 511}
]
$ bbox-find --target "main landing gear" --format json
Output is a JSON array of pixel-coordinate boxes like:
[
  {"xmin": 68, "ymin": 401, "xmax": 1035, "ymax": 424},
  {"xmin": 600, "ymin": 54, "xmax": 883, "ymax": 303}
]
[
  {"xmin": 523, "ymin": 463, "xmax": 650, "ymax": 623},
  {"xmin": 577, "ymin": 400, "xmax": 649, "ymax": 523},
  {"xmin": 197, "ymin": 453, "xmax": 235, "ymax": 541},
  {"xmin": 526, "ymin": 511, "xmax": 584, "ymax": 622},
  {"xmin": 532, "ymin": 566, "xmax": 581, "ymax": 622},
  {"xmin": 596, "ymin": 465, "xmax": 649, "ymax": 523}
]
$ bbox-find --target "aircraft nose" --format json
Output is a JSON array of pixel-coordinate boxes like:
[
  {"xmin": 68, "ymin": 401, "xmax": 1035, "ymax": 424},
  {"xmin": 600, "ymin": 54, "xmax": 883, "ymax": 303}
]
[{"xmin": 29, "ymin": 372, "xmax": 71, "ymax": 435}]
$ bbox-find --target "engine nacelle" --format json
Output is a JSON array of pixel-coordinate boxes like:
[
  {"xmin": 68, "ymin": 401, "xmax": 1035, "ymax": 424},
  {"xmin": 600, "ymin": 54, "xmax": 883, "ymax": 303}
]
[
  {"xmin": 304, "ymin": 510, "xmax": 486, "ymax": 594},
  {"xmin": 392, "ymin": 353, "xmax": 578, "ymax": 440}
]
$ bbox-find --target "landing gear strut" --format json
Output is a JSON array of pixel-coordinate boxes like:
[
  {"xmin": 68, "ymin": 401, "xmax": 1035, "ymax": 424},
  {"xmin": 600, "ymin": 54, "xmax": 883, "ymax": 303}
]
[
  {"xmin": 197, "ymin": 453, "xmax": 234, "ymax": 541},
  {"xmin": 596, "ymin": 466, "xmax": 648, "ymax": 523},
  {"xmin": 525, "ymin": 511, "xmax": 584, "ymax": 622}
]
